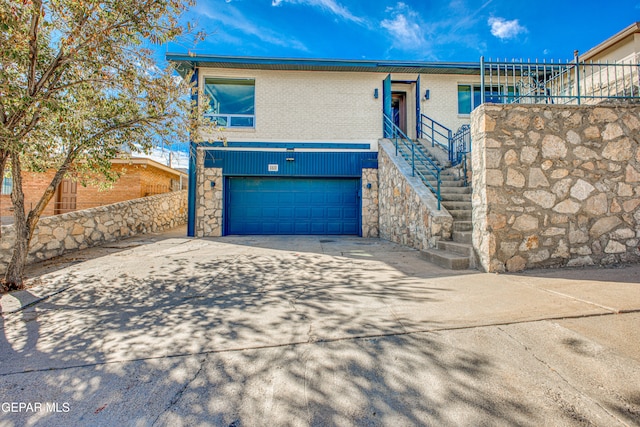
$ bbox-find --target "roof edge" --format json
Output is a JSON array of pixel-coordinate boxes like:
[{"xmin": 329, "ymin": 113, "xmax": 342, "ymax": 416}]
[
  {"xmin": 580, "ymin": 22, "xmax": 640, "ymax": 61},
  {"xmin": 165, "ymin": 53, "xmax": 481, "ymax": 73},
  {"xmin": 112, "ymin": 157, "xmax": 187, "ymax": 177}
]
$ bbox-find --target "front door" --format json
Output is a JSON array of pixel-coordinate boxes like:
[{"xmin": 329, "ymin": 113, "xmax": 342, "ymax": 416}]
[
  {"xmin": 391, "ymin": 92, "xmax": 407, "ymax": 135},
  {"xmin": 55, "ymin": 179, "xmax": 77, "ymax": 214}
]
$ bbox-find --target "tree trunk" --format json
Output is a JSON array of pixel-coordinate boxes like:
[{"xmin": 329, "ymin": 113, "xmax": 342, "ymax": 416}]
[
  {"xmin": 2, "ymin": 149, "xmax": 77, "ymax": 291},
  {"xmin": 0, "ymin": 150, "xmax": 7, "ymax": 239},
  {"xmin": 2, "ymin": 154, "xmax": 28, "ymax": 290}
]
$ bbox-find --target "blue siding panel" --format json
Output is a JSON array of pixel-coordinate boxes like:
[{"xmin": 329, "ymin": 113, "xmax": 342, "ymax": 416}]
[
  {"xmin": 204, "ymin": 151, "xmax": 378, "ymax": 176},
  {"xmin": 226, "ymin": 177, "xmax": 360, "ymax": 235},
  {"xmin": 187, "ymin": 68, "xmax": 199, "ymax": 237}
]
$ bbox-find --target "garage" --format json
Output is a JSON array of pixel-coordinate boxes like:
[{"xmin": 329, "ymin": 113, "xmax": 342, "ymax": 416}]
[{"xmin": 225, "ymin": 177, "xmax": 360, "ymax": 235}]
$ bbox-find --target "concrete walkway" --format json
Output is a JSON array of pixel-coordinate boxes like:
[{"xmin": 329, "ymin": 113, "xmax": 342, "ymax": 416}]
[{"xmin": 0, "ymin": 227, "xmax": 639, "ymax": 426}]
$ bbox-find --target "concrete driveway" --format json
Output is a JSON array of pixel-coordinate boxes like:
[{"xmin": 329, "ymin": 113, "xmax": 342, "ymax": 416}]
[{"xmin": 1, "ymin": 227, "xmax": 639, "ymax": 426}]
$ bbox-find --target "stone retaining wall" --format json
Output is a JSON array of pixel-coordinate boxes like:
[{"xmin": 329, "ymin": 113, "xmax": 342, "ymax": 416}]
[
  {"xmin": 472, "ymin": 104, "xmax": 640, "ymax": 272},
  {"xmin": 378, "ymin": 139, "xmax": 453, "ymax": 250},
  {"xmin": 0, "ymin": 190, "xmax": 187, "ymax": 274}
]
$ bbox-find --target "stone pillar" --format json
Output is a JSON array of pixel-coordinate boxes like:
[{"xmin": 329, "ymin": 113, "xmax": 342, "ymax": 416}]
[
  {"xmin": 195, "ymin": 150, "xmax": 223, "ymax": 237},
  {"xmin": 361, "ymin": 168, "xmax": 379, "ymax": 237}
]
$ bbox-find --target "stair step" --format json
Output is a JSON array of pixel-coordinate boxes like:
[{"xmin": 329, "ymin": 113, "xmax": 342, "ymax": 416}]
[
  {"xmin": 441, "ymin": 201, "xmax": 472, "ymax": 210},
  {"xmin": 440, "ymin": 193, "xmax": 472, "ymax": 202},
  {"xmin": 421, "ymin": 248, "xmax": 470, "ymax": 270},
  {"xmin": 425, "ymin": 180, "xmax": 465, "ymax": 188},
  {"xmin": 415, "ymin": 168, "xmax": 457, "ymax": 176},
  {"xmin": 438, "ymin": 186, "xmax": 472, "ymax": 194},
  {"xmin": 453, "ymin": 230, "xmax": 473, "ymax": 244},
  {"xmin": 449, "ymin": 210, "xmax": 472, "ymax": 220},
  {"xmin": 437, "ymin": 241, "xmax": 473, "ymax": 257},
  {"xmin": 453, "ymin": 221, "xmax": 473, "ymax": 232}
]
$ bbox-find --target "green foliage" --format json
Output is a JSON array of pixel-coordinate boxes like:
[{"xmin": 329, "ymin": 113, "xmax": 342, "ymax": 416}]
[
  {"xmin": 0, "ymin": 0, "xmax": 207, "ymax": 288},
  {"xmin": 0, "ymin": 0, "xmax": 199, "ymax": 170}
]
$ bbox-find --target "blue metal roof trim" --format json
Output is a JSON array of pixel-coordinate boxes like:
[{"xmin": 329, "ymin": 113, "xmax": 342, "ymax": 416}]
[
  {"xmin": 203, "ymin": 151, "xmax": 378, "ymax": 176},
  {"xmin": 166, "ymin": 53, "xmax": 481, "ymax": 75}
]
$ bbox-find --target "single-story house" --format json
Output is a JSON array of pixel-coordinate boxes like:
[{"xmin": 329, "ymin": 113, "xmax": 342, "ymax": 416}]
[{"xmin": 0, "ymin": 157, "xmax": 187, "ymax": 224}]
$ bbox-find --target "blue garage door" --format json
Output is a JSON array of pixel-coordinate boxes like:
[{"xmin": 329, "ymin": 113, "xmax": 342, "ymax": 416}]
[{"xmin": 226, "ymin": 177, "xmax": 360, "ymax": 235}]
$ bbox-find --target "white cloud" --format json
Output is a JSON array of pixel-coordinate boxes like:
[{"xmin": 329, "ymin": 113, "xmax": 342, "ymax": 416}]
[
  {"xmin": 381, "ymin": 14, "xmax": 424, "ymax": 47},
  {"xmin": 488, "ymin": 17, "xmax": 526, "ymax": 40},
  {"xmin": 196, "ymin": 3, "xmax": 307, "ymax": 51},
  {"xmin": 380, "ymin": 3, "xmax": 428, "ymax": 53},
  {"xmin": 271, "ymin": 0, "xmax": 364, "ymax": 24}
]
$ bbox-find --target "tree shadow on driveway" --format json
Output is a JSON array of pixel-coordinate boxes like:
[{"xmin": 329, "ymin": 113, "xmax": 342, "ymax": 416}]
[{"xmin": 1, "ymin": 234, "xmax": 635, "ymax": 425}]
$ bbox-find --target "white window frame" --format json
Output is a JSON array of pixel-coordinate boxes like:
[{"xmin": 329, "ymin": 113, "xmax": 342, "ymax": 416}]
[{"xmin": 202, "ymin": 76, "xmax": 256, "ymax": 129}]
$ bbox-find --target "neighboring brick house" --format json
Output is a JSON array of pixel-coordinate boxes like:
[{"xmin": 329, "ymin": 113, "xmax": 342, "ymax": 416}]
[{"xmin": 1, "ymin": 158, "xmax": 187, "ymax": 224}]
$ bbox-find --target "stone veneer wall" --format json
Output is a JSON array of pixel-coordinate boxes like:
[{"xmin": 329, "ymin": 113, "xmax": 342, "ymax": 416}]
[
  {"xmin": 361, "ymin": 168, "xmax": 379, "ymax": 238},
  {"xmin": 378, "ymin": 139, "xmax": 453, "ymax": 250},
  {"xmin": 0, "ymin": 190, "xmax": 187, "ymax": 274},
  {"xmin": 472, "ymin": 104, "xmax": 640, "ymax": 272},
  {"xmin": 195, "ymin": 150, "xmax": 223, "ymax": 237}
]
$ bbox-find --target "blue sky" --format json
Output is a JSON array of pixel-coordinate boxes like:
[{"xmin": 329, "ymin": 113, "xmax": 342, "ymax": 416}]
[{"xmin": 165, "ymin": 0, "xmax": 640, "ymax": 62}]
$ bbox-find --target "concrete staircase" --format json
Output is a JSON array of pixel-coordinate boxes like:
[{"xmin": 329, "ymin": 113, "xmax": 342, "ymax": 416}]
[{"xmin": 411, "ymin": 142, "xmax": 475, "ymax": 270}]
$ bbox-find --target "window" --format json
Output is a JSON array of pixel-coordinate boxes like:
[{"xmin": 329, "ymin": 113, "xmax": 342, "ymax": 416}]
[
  {"xmin": 458, "ymin": 85, "xmax": 473, "ymax": 115},
  {"xmin": 1, "ymin": 173, "xmax": 12, "ymax": 195},
  {"xmin": 457, "ymin": 84, "xmax": 518, "ymax": 114},
  {"xmin": 204, "ymin": 77, "xmax": 255, "ymax": 128}
]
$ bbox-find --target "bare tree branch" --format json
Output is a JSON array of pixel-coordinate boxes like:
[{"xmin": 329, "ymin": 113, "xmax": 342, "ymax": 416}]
[{"xmin": 27, "ymin": 0, "xmax": 43, "ymax": 96}]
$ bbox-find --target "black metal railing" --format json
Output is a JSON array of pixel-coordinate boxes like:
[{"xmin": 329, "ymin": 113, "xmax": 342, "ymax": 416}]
[
  {"xmin": 418, "ymin": 114, "xmax": 470, "ymax": 168},
  {"xmin": 451, "ymin": 124, "xmax": 471, "ymax": 167},
  {"xmin": 418, "ymin": 114, "xmax": 452, "ymax": 153},
  {"xmin": 480, "ymin": 54, "xmax": 640, "ymax": 106}
]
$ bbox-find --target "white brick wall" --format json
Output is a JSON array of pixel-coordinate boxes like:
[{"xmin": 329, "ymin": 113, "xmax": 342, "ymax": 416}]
[
  {"xmin": 420, "ymin": 74, "xmax": 481, "ymax": 133},
  {"xmin": 197, "ymin": 68, "xmax": 480, "ymax": 144},
  {"xmin": 198, "ymin": 68, "xmax": 382, "ymax": 145}
]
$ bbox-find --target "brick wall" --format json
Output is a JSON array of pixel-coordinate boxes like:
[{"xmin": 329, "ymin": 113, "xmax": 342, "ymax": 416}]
[
  {"xmin": 198, "ymin": 68, "xmax": 383, "ymax": 144},
  {"xmin": 0, "ymin": 195, "xmax": 12, "ymax": 219},
  {"xmin": 197, "ymin": 69, "xmax": 479, "ymax": 146},
  {"xmin": 21, "ymin": 170, "xmax": 58, "ymax": 216},
  {"xmin": 419, "ymin": 74, "xmax": 480, "ymax": 133},
  {"xmin": 138, "ymin": 165, "xmax": 181, "ymax": 196},
  {"xmin": 74, "ymin": 164, "xmax": 142, "ymax": 210},
  {"xmin": 0, "ymin": 162, "xmax": 184, "ymax": 219}
]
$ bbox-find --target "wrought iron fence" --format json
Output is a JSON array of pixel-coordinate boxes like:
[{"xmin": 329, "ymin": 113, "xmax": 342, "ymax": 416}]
[
  {"xmin": 480, "ymin": 54, "xmax": 640, "ymax": 106},
  {"xmin": 451, "ymin": 124, "xmax": 471, "ymax": 166}
]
